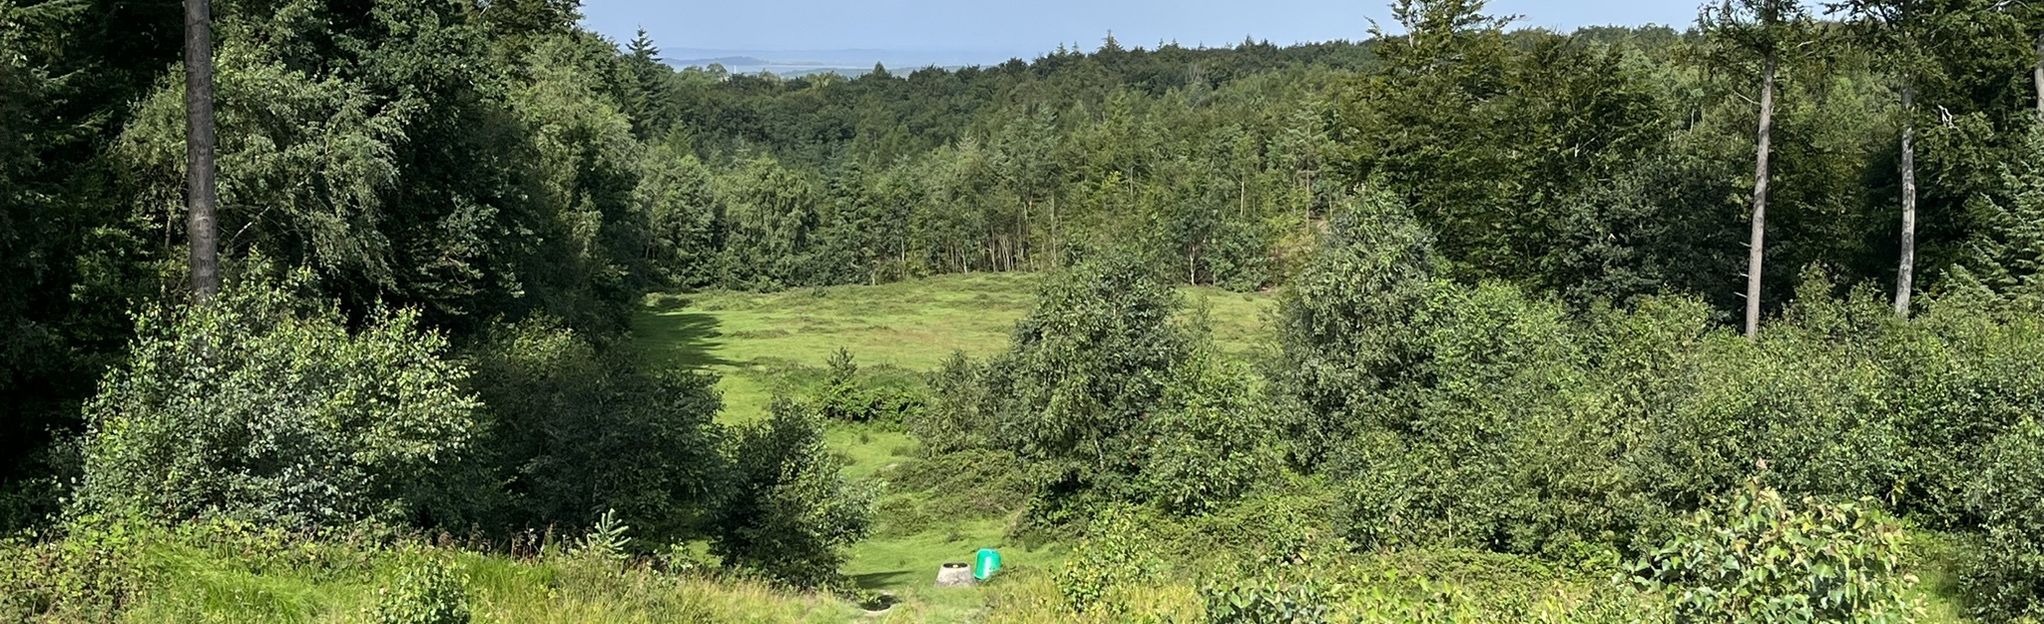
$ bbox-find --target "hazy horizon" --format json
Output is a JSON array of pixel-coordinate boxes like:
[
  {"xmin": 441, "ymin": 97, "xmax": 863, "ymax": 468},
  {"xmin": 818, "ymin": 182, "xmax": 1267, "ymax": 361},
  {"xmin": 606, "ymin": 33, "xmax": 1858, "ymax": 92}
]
[{"xmin": 580, "ymin": 0, "xmax": 1705, "ymax": 70}]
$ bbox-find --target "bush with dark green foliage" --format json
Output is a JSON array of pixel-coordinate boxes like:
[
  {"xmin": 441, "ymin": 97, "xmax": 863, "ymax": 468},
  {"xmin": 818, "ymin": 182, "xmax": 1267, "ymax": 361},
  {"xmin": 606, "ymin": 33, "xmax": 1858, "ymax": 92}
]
[
  {"xmin": 707, "ymin": 399, "xmax": 873, "ymax": 587},
  {"xmin": 912, "ymin": 351, "xmax": 994, "ymax": 454},
  {"xmin": 1266, "ymin": 190, "xmax": 1445, "ymax": 468},
  {"xmin": 979, "ymin": 255, "xmax": 1193, "ymax": 499},
  {"xmin": 817, "ymin": 347, "xmax": 868, "ymax": 422},
  {"xmin": 1330, "ymin": 280, "xmax": 1639, "ymax": 560},
  {"xmin": 1138, "ymin": 350, "xmax": 1283, "ymax": 516},
  {"xmin": 813, "ymin": 347, "xmax": 926, "ymax": 423},
  {"xmin": 1620, "ymin": 477, "xmax": 1920, "ymax": 623},
  {"xmin": 76, "ymin": 267, "xmax": 483, "ymax": 529},
  {"xmin": 1966, "ymin": 417, "xmax": 2044, "ymax": 622},
  {"xmin": 467, "ymin": 319, "xmax": 726, "ymax": 546}
]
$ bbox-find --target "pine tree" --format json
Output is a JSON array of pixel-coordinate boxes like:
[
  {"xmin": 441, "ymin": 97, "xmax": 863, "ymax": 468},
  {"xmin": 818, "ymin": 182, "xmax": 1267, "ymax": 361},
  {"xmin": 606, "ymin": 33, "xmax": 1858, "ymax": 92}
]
[{"xmin": 624, "ymin": 27, "xmax": 667, "ymax": 139}]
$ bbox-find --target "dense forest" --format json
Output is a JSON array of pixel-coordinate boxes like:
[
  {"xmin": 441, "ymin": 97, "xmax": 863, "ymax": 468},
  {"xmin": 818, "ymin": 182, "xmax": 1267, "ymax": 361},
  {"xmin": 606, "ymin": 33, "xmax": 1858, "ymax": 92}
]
[{"xmin": 11, "ymin": 0, "xmax": 2044, "ymax": 620}]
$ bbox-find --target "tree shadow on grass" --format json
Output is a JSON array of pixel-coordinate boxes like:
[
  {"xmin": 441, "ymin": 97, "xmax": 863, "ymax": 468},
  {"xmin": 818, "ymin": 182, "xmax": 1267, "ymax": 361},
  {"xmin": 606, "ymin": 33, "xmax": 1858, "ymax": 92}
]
[
  {"xmin": 633, "ymin": 310, "xmax": 738, "ymax": 369},
  {"xmin": 851, "ymin": 569, "xmax": 921, "ymax": 590}
]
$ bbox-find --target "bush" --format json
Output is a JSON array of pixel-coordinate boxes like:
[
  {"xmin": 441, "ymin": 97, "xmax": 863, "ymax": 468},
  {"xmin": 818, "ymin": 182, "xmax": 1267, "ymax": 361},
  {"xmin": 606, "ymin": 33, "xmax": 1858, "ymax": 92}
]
[
  {"xmin": 1138, "ymin": 351, "xmax": 1282, "ymax": 516},
  {"xmin": 1332, "ymin": 282, "xmax": 1635, "ymax": 559},
  {"xmin": 708, "ymin": 399, "xmax": 873, "ymax": 587},
  {"xmin": 372, "ymin": 554, "xmax": 470, "ymax": 624},
  {"xmin": 1266, "ymin": 189, "xmax": 1444, "ymax": 468},
  {"xmin": 0, "ymin": 519, "xmax": 149, "ymax": 622},
  {"xmin": 1965, "ymin": 417, "xmax": 2044, "ymax": 622},
  {"xmin": 1620, "ymin": 477, "xmax": 1920, "ymax": 623},
  {"xmin": 911, "ymin": 351, "xmax": 993, "ymax": 454},
  {"xmin": 817, "ymin": 347, "xmax": 869, "ymax": 422},
  {"xmin": 979, "ymin": 255, "xmax": 1192, "ymax": 499},
  {"xmin": 1202, "ymin": 570, "xmax": 1333, "ymax": 624},
  {"xmin": 813, "ymin": 348, "xmax": 926, "ymax": 423},
  {"xmin": 1055, "ymin": 507, "xmax": 1166, "ymax": 614},
  {"xmin": 1880, "ymin": 293, "xmax": 2044, "ymax": 527},
  {"xmin": 76, "ymin": 267, "xmax": 482, "ymax": 529},
  {"xmin": 468, "ymin": 319, "xmax": 724, "ymax": 545}
]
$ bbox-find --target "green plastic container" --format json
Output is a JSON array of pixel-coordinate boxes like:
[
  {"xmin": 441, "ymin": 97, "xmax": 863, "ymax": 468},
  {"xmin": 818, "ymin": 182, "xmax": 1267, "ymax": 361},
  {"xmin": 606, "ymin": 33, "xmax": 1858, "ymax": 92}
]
[{"xmin": 974, "ymin": 548, "xmax": 1002, "ymax": 580}]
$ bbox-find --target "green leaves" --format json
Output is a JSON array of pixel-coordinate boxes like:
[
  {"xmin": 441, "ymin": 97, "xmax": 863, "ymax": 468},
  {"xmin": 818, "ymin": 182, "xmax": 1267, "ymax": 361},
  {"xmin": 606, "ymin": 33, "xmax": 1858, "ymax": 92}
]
[
  {"xmin": 77, "ymin": 263, "xmax": 483, "ymax": 529},
  {"xmin": 1621, "ymin": 477, "xmax": 1922, "ymax": 623},
  {"xmin": 1964, "ymin": 417, "xmax": 2044, "ymax": 620},
  {"xmin": 707, "ymin": 400, "xmax": 874, "ymax": 588}
]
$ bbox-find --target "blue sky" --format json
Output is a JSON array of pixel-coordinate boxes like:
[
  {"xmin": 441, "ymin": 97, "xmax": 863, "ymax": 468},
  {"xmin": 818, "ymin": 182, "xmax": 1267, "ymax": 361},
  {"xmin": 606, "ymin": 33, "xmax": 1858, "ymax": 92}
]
[{"xmin": 579, "ymin": 1, "xmax": 1704, "ymax": 60}]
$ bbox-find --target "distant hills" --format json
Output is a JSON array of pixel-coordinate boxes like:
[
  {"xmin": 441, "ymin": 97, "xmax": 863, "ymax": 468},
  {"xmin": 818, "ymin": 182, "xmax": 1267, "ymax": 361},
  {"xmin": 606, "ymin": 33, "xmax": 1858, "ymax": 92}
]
[{"xmin": 663, "ymin": 48, "xmax": 1031, "ymax": 77}]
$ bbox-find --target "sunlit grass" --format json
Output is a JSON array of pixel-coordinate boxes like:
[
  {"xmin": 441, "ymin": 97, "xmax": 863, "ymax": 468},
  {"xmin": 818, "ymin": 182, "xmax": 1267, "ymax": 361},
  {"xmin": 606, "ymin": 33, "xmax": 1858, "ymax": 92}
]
[{"xmin": 631, "ymin": 272, "xmax": 1276, "ymax": 423}]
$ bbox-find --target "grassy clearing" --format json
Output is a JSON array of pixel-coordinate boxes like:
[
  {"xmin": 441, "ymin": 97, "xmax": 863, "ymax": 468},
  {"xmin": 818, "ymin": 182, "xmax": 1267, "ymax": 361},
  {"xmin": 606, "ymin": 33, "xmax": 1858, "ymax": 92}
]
[
  {"xmin": 632, "ymin": 272, "xmax": 1275, "ymax": 422},
  {"xmin": 625, "ymin": 273, "xmax": 1272, "ymax": 617}
]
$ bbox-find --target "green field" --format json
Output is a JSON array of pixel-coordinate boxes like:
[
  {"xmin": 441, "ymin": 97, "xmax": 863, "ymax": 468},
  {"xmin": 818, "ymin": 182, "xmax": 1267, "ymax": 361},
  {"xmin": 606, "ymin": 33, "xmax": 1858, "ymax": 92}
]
[
  {"xmin": 629, "ymin": 272, "xmax": 1275, "ymax": 613},
  {"xmin": 632, "ymin": 272, "xmax": 1276, "ymax": 422}
]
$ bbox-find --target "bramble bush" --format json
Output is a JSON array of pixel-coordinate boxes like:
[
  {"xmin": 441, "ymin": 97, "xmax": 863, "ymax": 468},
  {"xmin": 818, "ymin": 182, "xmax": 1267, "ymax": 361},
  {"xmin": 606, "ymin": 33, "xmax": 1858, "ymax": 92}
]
[
  {"xmin": 1055, "ymin": 507, "xmax": 1168, "ymax": 615},
  {"xmin": 372, "ymin": 553, "xmax": 470, "ymax": 624}
]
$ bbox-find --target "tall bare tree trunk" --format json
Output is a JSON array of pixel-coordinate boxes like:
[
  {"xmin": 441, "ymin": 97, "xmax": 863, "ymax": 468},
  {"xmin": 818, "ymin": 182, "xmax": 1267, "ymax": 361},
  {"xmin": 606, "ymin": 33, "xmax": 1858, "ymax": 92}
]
[
  {"xmin": 1745, "ymin": 55, "xmax": 1777, "ymax": 341},
  {"xmin": 1020, "ymin": 198, "xmax": 1030, "ymax": 270},
  {"xmin": 1896, "ymin": 84, "xmax": 1917, "ymax": 317},
  {"xmin": 184, "ymin": 0, "xmax": 220, "ymax": 300},
  {"xmin": 1050, "ymin": 195, "xmax": 1059, "ymax": 268}
]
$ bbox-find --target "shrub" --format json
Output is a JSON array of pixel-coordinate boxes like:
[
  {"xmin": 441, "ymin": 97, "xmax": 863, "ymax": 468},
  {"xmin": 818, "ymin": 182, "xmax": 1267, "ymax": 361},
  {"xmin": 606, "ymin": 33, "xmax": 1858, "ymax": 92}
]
[
  {"xmin": 0, "ymin": 518, "xmax": 149, "ymax": 622},
  {"xmin": 813, "ymin": 348, "xmax": 926, "ymax": 423},
  {"xmin": 911, "ymin": 351, "xmax": 993, "ymax": 454},
  {"xmin": 1880, "ymin": 293, "xmax": 2044, "ymax": 527},
  {"xmin": 76, "ymin": 267, "xmax": 482, "ymax": 529},
  {"xmin": 1139, "ymin": 351, "xmax": 1282, "ymax": 516},
  {"xmin": 817, "ymin": 347, "xmax": 869, "ymax": 422},
  {"xmin": 372, "ymin": 555, "xmax": 470, "ymax": 624},
  {"xmin": 979, "ymin": 255, "xmax": 1192, "ymax": 498},
  {"xmin": 1965, "ymin": 417, "xmax": 2044, "ymax": 622},
  {"xmin": 1266, "ymin": 189, "xmax": 1443, "ymax": 468},
  {"xmin": 1332, "ymin": 282, "xmax": 1633, "ymax": 559},
  {"xmin": 467, "ymin": 319, "xmax": 725, "ymax": 545},
  {"xmin": 1620, "ymin": 476, "xmax": 1920, "ymax": 623},
  {"xmin": 1055, "ymin": 507, "xmax": 1166, "ymax": 614},
  {"xmin": 708, "ymin": 399, "xmax": 873, "ymax": 587},
  {"xmin": 1202, "ymin": 571, "xmax": 1333, "ymax": 624}
]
